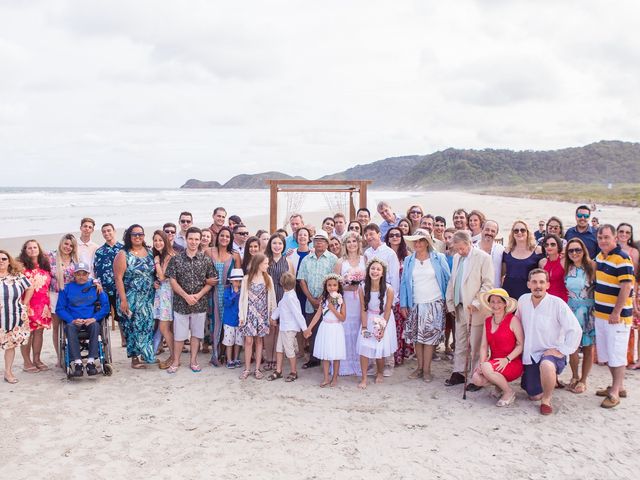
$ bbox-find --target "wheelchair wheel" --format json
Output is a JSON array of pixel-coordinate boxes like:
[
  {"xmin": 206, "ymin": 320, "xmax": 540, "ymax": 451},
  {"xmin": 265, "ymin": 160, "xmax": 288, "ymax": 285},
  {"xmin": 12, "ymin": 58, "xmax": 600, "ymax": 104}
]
[
  {"xmin": 58, "ymin": 326, "xmax": 73, "ymax": 380},
  {"xmin": 101, "ymin": 315, "xmax": 114, "ymax": 376}
]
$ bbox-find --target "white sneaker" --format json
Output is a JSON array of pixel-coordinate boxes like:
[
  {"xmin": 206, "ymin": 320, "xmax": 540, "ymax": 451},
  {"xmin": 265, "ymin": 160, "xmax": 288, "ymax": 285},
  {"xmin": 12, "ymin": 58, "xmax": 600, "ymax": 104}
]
[{"xmin": 383, "ymin": 366, "xmax": 393, "ymax": 377}]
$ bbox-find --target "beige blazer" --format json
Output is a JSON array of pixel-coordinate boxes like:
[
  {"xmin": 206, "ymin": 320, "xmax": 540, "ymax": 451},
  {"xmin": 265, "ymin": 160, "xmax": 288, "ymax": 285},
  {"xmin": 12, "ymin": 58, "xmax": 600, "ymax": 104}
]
[{"xmin": 445, "ymin": 248, "xmax": 494, "ymax": 326}]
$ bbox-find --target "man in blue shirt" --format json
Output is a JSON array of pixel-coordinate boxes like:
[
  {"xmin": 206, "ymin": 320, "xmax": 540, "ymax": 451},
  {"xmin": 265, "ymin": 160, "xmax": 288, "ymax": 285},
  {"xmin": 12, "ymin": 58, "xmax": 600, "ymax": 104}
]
[
  {"xmin": 377, "ymin": 201, "xmax": 402, "ymax": 239},
  {"xmin": 56, "ymin": 263, "xmax": 110, "ymax": 377},
  {"xmin": 565, "ymin": 205, "xmax": 599, "ymax": 258}
]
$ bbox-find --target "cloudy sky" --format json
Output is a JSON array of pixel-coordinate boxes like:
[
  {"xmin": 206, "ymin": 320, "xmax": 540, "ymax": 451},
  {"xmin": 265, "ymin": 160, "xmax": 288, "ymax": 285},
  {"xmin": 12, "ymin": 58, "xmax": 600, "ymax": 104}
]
[{"xmin": 1, "ymin": 0, "xmax": 639, "ymax": 187}]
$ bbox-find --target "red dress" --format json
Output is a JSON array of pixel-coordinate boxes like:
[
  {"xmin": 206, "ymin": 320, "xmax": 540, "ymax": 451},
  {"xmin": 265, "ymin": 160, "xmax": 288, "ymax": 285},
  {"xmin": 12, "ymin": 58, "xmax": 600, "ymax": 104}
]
[
  {"xmin": 485, "ymin": 313, "xmax": 523, "ymax": 382},
  {"xmin": 24, "ymin": 267, "xmax": 52, "ymax": 330},
  {"xmin": 543, "ymin": 257, "xmax": 568, "ymax": 302}
]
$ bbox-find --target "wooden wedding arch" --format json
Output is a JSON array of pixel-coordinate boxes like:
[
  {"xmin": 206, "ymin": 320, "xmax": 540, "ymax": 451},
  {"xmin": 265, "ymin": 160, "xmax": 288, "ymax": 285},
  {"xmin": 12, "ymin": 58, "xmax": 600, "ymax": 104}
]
[{"xmin": 266, "ymin": 179, "xmax": 373, "ymax": 233}]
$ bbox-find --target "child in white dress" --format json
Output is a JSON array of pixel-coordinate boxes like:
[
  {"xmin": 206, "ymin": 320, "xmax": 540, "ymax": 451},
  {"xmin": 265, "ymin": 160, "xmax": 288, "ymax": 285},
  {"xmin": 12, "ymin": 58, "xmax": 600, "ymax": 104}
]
[
  {"xmin": 357, "ymin": 258, "xmax": 397, "ymax": 389},
  {"xmin": 304, "ymin": 274, "xmax": 346, "ymax": 387}
]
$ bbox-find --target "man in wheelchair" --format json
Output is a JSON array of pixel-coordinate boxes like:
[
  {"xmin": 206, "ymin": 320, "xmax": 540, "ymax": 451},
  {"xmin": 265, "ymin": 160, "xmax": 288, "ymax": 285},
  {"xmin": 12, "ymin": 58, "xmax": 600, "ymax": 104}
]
[{"xmin": 56, "ymin": 262, "xmax": 110, "ymax": 377}]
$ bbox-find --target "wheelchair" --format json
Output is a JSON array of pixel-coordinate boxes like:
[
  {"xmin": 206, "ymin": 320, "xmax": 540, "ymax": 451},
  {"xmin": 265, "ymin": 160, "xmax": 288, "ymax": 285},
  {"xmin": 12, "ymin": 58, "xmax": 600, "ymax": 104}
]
[{"xmin": 58, "ymin": 314, "xmax": 114, "ymax": 379}]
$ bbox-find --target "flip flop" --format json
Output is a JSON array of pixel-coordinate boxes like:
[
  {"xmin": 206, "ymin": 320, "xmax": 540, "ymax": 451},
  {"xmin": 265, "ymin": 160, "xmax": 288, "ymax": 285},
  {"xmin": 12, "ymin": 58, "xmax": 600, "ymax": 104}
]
[
  {"xmin": 167, "ymin": 365, "xmax": 179, "ymax": 374},
  {"xmin": 4, "ymin": 376, "xmax": 19, "ymax": 384},
  {"xmin": 22, "ymin": 366, "xmax": 39, "ymax": 373},
  {"xmin": 35, "ymin": 363, "xmax": 49, "ymax": 371},
  {"xmin": 190, "ymin": 364, "xmax": 201, "ymax": 373}
]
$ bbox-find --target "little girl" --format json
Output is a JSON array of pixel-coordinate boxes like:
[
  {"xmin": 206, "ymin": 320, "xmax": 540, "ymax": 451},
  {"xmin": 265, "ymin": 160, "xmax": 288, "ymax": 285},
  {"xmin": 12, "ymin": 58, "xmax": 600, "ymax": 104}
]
[
  {"xmin": 357, "ymin": 258, "xmax": 397, "ymax": 389},
  {"xmin": 305, "ymin": 273, "xmax": 347, "ymax": 387},
  {"xmin": 238, "ymin": 253, "xmax": 276, "ymax": 380}
]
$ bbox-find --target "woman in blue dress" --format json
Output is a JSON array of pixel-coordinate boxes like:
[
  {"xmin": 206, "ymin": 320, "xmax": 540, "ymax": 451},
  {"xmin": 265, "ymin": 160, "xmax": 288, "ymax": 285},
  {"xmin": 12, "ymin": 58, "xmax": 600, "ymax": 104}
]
[
  {"xmin": 564, "ymin": 237, "xmax": 596, "ymax": 394},
  {"xmin": 114, "ymin": 224, "xmax": 156, "ymax": 369},
  {"xmin": 206, "ymin": 226, "xmax": 241, "ymax": 366}
]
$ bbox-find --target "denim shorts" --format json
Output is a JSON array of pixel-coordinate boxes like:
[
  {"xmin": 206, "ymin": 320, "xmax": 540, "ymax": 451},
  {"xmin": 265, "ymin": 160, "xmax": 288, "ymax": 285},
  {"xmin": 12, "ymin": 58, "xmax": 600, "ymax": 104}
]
[{"xmin": 521, "ymin": 354, "xmax": 566, "ymax": 397}]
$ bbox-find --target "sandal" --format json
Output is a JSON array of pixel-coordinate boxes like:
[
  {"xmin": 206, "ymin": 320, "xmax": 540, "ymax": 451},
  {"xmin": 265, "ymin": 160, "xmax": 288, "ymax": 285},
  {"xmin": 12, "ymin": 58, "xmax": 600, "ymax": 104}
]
[
  {"xmin": 496, "ymin": 392, "xmax": 516, "ymax": 407},
  {"xmin": 4, "ymin": 376, "xmax": 18, "ymax": 384},
  {"xmin": 166, "ymin": 365, "xmax": 179, "ymax": 374},
  {"xmin": 572, "ymin": 381, "xmax": 587, "ymax": 394},
  {"xmin": 22, "ymin": 366, "xmax": 39, "ymax": 373},
  {"xmin": 35, "ymin": 362, "xmax": 49, "ymax": 371},
  {"xmin": 566, "ymin": 377, "xmax": 580, "ymax": 392},
  {"xmin": 263, "ymin": 362, "xmax": 274, "ymax": 371},
  {"xmin": 254, "ymin": 369, "xmax": 264, "ymax": 380},
  {"xmin": 267, "ymin": 371, "xmax": 283, "ymax": 381},
  {"xmin": 190, "ymin": 364, "xmax": 201, "ymax": 373},
  {"xmin": 239, "ymin": 369, "xmax": 251, "ymax": 380},
  {"xmin": 285, "ymin": 372, "xmax": 298, "ymax": 382},
  {"xmin": 408, "ymin": 368, "xmax": 424, "ymax": 379},
  {"xmin": 131, "ymin": 362, "xmax": 147, "ymax": 370}
]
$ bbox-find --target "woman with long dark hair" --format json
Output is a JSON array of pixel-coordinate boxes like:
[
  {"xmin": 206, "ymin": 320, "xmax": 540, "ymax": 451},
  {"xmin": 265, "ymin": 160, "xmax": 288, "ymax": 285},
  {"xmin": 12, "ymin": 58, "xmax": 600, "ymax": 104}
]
[
  {"xmin": 152, "ymin": 230, "xmax": 175, "ymax": 369},
  {"xmin": 18, "ymin": 240, "xmax": 52, "ymax": 372},
  {"xmin": 207, "ymin": 226, "xmax": 241, "ymax": 366},
  {"xmin": 385, "ymin": 227, "xmax": 412, "ymax": 365},
  {"xmin": 114, "ymin": 224, "xmax": 156, "ymax": 369},
  {"xmin": 242, "ymin": 236, "xmax": 261, "ymax": 273}
]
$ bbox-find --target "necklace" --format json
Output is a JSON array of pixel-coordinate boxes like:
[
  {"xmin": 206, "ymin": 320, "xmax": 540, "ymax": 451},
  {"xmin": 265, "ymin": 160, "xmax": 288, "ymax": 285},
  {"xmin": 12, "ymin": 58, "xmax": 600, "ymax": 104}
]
[{"xmin": 492, "ymin": 314, "xmax": 504, "ymax": 326}]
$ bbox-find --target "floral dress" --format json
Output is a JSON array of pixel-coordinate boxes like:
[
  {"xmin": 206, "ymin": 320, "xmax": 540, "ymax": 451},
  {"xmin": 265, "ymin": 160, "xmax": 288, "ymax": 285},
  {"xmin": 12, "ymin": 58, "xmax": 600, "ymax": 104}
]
[
  {"xmin": 24, "ymin": 267, "xmax": 52, "ymax": 330},
  {"xmin": 48, "ymin": 251, "xmax": 76, "ymax": 294},
  {"xmin": 0, "ymin": 274, "xmax": 32, "ymax": 349},
  {"xmin": 565, "ymin": 265, "xmax": 595, "ymax": 347},
  {"xmin": 239, "ymin": 283, "xmax": 270, "ymax": 338},
  {"xmin": 118, "ymin": 250, "xmax": 156, "ymax": 362}
]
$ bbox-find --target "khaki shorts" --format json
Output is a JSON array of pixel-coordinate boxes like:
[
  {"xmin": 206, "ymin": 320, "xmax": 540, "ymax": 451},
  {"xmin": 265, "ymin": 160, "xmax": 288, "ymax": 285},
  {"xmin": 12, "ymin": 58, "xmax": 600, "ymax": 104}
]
[
  {"xmin": 276, "ymin": 330, "xmax": 299, "ymax": 358},
  {"xmin": 595, "ymin": 318, "xmax": 631, "ymax": 368},
  {"xmin": 173, "ymin": 312, "xmax": 206, "ymax": 341}
]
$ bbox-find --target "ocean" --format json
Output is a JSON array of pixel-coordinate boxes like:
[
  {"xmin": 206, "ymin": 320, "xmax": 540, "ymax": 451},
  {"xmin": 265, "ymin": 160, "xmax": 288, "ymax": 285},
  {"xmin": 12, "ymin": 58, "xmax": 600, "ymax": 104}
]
[{"xmin": 0, "ymin": 187, "xmax": 417, "ymax": 238}]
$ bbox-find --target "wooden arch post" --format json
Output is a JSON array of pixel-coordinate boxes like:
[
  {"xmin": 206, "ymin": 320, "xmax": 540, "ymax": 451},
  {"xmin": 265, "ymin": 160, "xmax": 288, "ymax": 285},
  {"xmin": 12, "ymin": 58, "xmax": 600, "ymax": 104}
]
[{"xmin": 266, "ymin": 179, "xmax": 373, "ymax": 233}]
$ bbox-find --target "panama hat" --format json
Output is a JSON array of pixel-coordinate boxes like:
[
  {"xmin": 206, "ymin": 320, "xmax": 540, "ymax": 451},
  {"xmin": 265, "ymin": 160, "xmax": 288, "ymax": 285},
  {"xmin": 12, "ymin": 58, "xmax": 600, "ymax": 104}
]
[
  {"xmin": 228, "ymin": 268, "xmax": 244, "ymax": 281},
  {"xmin": 479, "ymin": 288, "xmax": 518, "ymax": 314}
]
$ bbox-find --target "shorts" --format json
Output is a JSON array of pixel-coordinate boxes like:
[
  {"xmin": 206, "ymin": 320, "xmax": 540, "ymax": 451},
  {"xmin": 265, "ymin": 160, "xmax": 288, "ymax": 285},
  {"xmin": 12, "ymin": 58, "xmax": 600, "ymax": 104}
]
[
  {"xmin": 595, "ymin": 318, "xmax": 631, "ymax": 368},
  {"xmin": 222, "ymin": 325, "xmax": 243, "ymax": 347},
  {"xmin": 521, "ymin": 355, "xmax": 566, "ymax": 397},
  {"xmin": 173, "ymin": 311, "xmax": 206, "ymax": 341},
  {"xmin": 276, "ymin": 330, "xmax": 299, "ymax": 359},
  {"xmin": 50, "ymin": 292, "xmax": 59, "ymax": 312}
]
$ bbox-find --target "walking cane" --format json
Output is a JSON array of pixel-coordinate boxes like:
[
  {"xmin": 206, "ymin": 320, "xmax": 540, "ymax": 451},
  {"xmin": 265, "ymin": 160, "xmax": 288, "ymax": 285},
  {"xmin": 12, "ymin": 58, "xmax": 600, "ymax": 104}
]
[{"xmin": 462, "ymin": 306, "xmax": 473, "ymax": 400}]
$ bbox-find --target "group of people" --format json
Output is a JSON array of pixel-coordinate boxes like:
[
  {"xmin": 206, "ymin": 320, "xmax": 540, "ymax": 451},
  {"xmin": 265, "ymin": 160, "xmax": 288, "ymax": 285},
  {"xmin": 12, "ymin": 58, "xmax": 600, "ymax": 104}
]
[{"xmin": 1, "ymin": 202, "xmax": 638, "ymax": 414}]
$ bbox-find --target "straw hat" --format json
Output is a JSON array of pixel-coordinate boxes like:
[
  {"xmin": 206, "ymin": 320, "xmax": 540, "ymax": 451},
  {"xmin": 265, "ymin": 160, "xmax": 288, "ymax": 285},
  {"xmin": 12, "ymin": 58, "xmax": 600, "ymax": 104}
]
[
  {"xmin": 403, "ymin": 228, "xmax": 434, "ymax": 249},
  {"xmin": 479, "ymin": 288, "xmax": 518, "ymax": 314}
]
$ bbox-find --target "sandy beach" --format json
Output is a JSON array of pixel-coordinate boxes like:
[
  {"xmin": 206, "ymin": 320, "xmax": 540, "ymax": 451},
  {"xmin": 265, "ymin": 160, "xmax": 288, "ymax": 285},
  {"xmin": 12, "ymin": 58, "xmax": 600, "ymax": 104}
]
[
  {"xmin": 4, "ymin": 330, "xmax": 639, "ymax": 479},
  {"xmin": 2, "ymin": 189, "xmax": 640, "ymax": 479}
]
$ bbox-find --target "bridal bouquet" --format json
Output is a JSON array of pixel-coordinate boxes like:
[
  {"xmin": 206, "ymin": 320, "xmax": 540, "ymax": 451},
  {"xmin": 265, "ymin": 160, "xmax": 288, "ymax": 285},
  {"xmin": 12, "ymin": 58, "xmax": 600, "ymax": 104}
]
[
  {"xmin": 372, "ymin": 316, "xmax": 387, "ymax": 342},
  {"xmin": 323, "ymin": 291, "xmax": 344, "ymax": 316},
  {"xmin": 342, "ymin": 269, "xmax": 365, "ymax": 286}
]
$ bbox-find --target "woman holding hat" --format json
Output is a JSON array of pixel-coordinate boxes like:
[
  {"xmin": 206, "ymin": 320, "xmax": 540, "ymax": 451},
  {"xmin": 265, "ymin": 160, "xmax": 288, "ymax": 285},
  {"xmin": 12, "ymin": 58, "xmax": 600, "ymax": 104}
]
[
  {"xmin": 471, "ymin": 288, "xmax": 524, "ymax": 407},
  {"xmin": 400, "ymin": 229, "xmax": 450, "ymax": 382}
]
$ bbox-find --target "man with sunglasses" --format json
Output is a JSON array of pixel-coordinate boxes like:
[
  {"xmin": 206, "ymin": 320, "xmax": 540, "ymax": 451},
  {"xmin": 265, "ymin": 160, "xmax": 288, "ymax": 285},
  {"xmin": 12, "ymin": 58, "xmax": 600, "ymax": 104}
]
[
  {"xmin": 56, "ymin": 263, "xmax": 110, "ymax": 377},
  {"xmin": 565, "ymin": 205, "xmax": 598, "ymax": 258},
  {"xmin": 232, "ymin": 224, "xmax": 250, "ymax": 257},
  {"xmin": 174, "ymin": 211, "xmax": 193, "ymax": 250},
  {"xmin": 162, "ymin": 223, "xmax": 184, "ymax": 252}
]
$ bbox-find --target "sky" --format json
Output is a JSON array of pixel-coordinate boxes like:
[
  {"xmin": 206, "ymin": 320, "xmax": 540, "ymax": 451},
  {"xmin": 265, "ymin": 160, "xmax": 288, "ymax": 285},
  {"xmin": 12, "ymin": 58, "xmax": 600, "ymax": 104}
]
[{"xmin": 1, "ymin": 0, "xmax": 639, "ymax": 187}]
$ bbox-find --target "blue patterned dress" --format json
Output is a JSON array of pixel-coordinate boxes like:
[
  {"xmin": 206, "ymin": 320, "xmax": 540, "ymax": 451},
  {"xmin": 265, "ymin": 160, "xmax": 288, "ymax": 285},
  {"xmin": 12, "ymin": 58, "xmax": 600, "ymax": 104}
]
[
  {"xmin": 118, "ymin": 249, "xmax": 156, "ymax": 362},
  {"xmin": 210, "ymin": 255, "xmax": 234, "ymax": 363},
  {"xmin": 565, "ymin": 265, "xmax": 595, "ymax": 347}
]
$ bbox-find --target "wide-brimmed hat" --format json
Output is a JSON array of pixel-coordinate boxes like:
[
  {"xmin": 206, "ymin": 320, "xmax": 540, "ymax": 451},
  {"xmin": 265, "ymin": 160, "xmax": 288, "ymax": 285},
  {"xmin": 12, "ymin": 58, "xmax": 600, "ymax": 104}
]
[
  {"xmin": 479, "ymin": 288, "xmax": 518, "ymax": 314},
  {"xmin": 313, "ymin": 230, "xmax": 329, "ymax": 242},
  {"xmin": 404, "ymin": 229, "xmax": 433, "ymax": 244},
  {"xmin": 228, "ymin": 268, "xmax": 244, "ymax": 281}
]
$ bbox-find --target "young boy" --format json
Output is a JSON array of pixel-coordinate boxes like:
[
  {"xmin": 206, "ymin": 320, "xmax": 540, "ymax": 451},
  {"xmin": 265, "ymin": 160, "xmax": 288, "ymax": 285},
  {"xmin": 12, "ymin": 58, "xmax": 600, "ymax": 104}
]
[
  {"xmin": 222, "ymin": 269, "xmax": 244, "ymax": 368},
  {"xmin": 267, "ymin": 272, "xmax": 308, "ymax": 382}
]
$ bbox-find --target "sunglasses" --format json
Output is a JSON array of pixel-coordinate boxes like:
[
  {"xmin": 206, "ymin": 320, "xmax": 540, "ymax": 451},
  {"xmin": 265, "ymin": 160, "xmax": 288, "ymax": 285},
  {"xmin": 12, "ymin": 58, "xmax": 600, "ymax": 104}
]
[
  {"xmin": 576, "ymin": 213, "xmax": 590, "ymax": 219},
  {"xmin": 236, "ymin": 232, "xmax": 249, "ymax": 236},
  {"xmin": 180, "ymin": 219, "xmax": 192, "ymax": 224},
  {"xmin": 567, "ymin": 248, "xmax": 583, "ymax": 254},
  {"xmin": 544, "ymin": 242, "xmax": 557, "ymax": 247},
  {"xmin": 512, "ymin": 228, "xmax": 527, "ymax": 234},
  {"xmin": 349, "ymin": 226, "xmax": 360, "ymax": 231},
  {"xmin": 387, "ymin": 233, "xmax": 402, "ymax": 238},
  {"xmin": 618, "ymin": 230, "xmax": 632, "ymax": 235},
  {"xmin": 547, "ymin": 224, "xmax": 560, "ymax": 230},
  {"xmin": 0, "ymin": 257, "xmax": 8, "ymax": 261},
  {"xmin": 131, "ymin": 232, "xmax": 145, "ymax": 237},
  {"xmin": 409, "ymin": 210, "xmax": 422, "ymax": 215},
  {"xmin": 164, "ymin": 229, "xmax": 176, "ymax": 234}
]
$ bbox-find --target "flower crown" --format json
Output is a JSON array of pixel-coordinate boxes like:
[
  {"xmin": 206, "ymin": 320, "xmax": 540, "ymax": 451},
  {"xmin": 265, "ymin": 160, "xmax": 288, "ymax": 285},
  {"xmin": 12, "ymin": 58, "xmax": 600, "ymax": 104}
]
[
  {"xmin": 366, "ymin": 257, "xmax": 388, "ymax": 270},
  {"xmin": 323, "ymin": 273, "xmax": 343, "ymax": 284}
]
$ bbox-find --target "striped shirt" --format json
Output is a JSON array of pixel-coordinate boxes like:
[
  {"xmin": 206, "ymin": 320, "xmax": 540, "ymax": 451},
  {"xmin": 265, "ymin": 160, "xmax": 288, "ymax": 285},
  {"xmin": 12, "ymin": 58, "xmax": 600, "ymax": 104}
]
[
  {"xmin": 594, "ymin": 245, "xmax": 635, "ymax": 324},
  {"xmin": 1, "ymin": 274, "xmax": 32, "ymax": 332}
]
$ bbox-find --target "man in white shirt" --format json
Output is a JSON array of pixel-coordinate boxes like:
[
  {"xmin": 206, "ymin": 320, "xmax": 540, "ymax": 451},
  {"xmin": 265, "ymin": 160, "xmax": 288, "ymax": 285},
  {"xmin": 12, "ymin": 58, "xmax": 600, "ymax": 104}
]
[
  {"xmin": 475, "ymin": 220, "xmax": 504, "ymax": 288},
  {"xmin": 363, "ymin": 223, "xmax": 400, "ymax": 377},
  {"xmin": 77, "ymin": 217, "xmax": 99, "ymax": 275},
  {"xmin": 332, "ymin": 213, "xmax": 347, "ymax": 240},
  {"xmin": 516, "ymin": 268, "xmax": 582, "ymax": 415},
  {"xmin": 232, "ymin": 224, "xmax": 250, "ymax": 257}
]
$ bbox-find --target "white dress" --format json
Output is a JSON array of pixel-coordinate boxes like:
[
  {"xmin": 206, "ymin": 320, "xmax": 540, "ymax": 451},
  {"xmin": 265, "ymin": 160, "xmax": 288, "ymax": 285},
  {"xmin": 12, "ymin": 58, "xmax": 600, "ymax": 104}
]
[
  {"xmin": 339, "ymin": 257, "xmax": 365, "ymax": 375},
  {"xmin": 314, "ymin": 300, "xmax": 346, "ymax": 361},
  {"xmin": 357, "ymin": 288, "xmax": 397, "ymax": 359}
]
